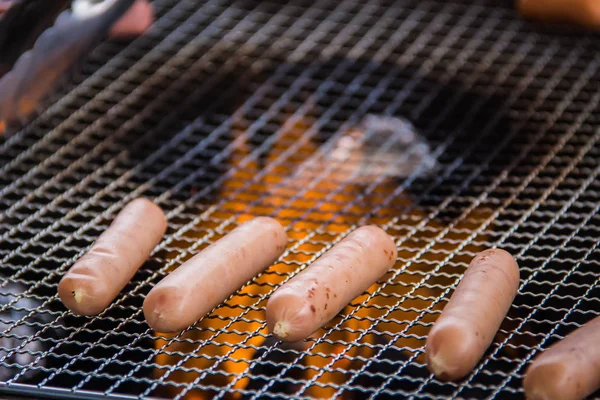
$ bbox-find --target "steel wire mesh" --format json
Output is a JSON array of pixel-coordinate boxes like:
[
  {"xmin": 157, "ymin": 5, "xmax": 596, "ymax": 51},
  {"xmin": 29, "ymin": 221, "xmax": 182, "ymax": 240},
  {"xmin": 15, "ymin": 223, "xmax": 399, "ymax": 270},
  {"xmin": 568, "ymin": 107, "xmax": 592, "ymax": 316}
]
[{"xmin": 0, "ymin": 0, "xmax": 599, "ymax": 399}]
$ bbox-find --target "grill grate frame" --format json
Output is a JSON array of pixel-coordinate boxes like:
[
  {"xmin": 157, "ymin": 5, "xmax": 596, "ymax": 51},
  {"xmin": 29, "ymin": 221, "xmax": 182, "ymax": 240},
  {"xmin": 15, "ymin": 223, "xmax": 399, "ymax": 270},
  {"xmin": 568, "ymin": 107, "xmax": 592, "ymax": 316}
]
[{"xmin": 0, "ymin": 0, "xmax": 599, "ymax": 399}]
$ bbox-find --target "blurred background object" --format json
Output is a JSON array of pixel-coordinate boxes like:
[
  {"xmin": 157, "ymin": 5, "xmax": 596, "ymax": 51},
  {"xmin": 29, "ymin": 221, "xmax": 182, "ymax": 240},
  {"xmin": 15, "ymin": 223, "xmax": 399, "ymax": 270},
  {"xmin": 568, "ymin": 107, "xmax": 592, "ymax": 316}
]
[
  {"xmin": 0, "ymin": 0, "xmax": 153, "ymax": 133},
  {"xmin": 517, "ymin": 0, "xmax": 600, "ymax": 30}
]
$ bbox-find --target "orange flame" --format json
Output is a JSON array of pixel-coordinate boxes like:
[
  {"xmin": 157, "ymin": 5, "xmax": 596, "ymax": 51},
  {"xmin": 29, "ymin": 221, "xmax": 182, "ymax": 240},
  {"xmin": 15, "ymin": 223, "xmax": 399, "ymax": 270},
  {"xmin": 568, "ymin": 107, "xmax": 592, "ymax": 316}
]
[{"xmin": 153, "ymin": 113, "xmax": 491, "ymax": 399}]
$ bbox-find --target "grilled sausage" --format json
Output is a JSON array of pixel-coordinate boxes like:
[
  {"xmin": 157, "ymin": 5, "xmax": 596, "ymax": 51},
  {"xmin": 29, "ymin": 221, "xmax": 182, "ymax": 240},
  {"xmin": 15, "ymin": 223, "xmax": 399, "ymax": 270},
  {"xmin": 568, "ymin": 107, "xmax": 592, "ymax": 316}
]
[
  {"xmin": 518, "ymin": 0, "xmax": 600, "ymax": 29},
  {"xmin": 266, "ymin": 226, "xmax": 397, "ymax": 342},
  {"xmin": 144, "ymin": 217, "xmax": 287, "ymax": 333},
  {"xmin": 425, "ymin": 249, "xmax": 519, "ymax": 380},
  {"xmin": 524, "ymin": 316, "xmax": 600, "ymax": 400},
  {"xmin": 58, "ymin": 198, "xmax": 167, "ymax": 316}
]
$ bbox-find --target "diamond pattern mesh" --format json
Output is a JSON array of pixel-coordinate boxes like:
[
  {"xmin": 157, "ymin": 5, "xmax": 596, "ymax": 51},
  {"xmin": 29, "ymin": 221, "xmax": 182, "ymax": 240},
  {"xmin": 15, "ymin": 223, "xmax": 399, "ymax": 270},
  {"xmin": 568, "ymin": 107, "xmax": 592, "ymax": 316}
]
[{"xmin": 0, "ymin": 0, "xmax": 599, "ymax": 398}]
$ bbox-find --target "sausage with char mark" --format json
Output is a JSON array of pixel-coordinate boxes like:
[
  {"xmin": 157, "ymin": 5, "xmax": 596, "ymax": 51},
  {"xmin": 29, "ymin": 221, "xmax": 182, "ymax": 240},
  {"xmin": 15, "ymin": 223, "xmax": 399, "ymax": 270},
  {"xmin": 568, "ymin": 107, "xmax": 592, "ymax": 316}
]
[{"xmin": 266, "ymin": 226, "xmax": 397, "ymax": 342}]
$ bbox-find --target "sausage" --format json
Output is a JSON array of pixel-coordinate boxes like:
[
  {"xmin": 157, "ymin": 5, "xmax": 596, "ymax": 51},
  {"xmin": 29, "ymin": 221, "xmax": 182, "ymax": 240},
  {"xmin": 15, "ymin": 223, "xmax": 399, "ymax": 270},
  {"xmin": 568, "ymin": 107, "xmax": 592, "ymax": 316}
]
[
  {"xmin": 58, "ymin": 198, "xmax": 167, "ymax": 316},
  {"xmin": 523, "ymin": 316, "xmax": 600, "ymax": 400},
  {"xmin": 425, "ymin": 249, "xmax": 520, "ymax": 380},
  {"xmin": 517, "ymin": 0, "xmax": 600, "ymax": 30},
  {"xmin": 143, "ymin": 217, "xmax": 288, "ymax": 333},
  {"xmin": 109, "ymin": 0, "xmax": 154, "ymax": 38},
  {"xmin": 266, "ymin": 226, "xmax": 397, "ymax": 342}
]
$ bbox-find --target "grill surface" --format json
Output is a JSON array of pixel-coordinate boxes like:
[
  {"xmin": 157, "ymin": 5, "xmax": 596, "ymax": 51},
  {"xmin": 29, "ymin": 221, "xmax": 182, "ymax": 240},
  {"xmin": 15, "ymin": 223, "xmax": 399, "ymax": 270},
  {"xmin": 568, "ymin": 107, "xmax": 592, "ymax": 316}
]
[{"xmin": 1, "ymin": 0, "xmax": 600, "ymax": 399}]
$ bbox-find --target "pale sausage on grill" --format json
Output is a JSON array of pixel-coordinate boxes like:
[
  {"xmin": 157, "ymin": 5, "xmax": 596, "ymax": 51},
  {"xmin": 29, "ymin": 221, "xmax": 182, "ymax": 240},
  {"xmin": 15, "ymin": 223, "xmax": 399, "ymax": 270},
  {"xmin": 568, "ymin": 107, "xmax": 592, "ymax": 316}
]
[
  {"xmin": 518, "ymin": 0, "xmax": 600, "ymax": 29},
  {"xmin": 524, "ymin": 316, "xmax": 600, "ymax": 400},
  {"xmin": 266, "ymin": 226, "xmax": 397, "ymax": 342},
  {"xmin": 143, "ymin": 217, "xmax": 288, "ymax": 333},
  {"xmin": 58, "ymin": 198, "xmax": 167, "ymax": 316},
  {"xmin": 425, "ymin": 249, "xmax": 520, "ymax": 380}
]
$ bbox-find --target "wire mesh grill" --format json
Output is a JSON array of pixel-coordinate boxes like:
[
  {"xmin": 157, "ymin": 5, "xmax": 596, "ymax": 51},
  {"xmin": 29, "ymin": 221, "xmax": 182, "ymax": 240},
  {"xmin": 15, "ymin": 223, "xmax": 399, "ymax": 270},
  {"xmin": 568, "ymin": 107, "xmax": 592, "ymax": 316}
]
[{"xmin": 0, "ymin": 0, "xmax": 599, "ymax": 398}]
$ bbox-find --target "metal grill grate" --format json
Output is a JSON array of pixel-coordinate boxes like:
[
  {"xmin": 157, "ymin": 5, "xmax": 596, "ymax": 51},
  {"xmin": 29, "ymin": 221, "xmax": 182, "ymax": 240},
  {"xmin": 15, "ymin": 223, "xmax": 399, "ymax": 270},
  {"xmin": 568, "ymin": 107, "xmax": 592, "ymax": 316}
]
[{"xmin": 1, "ymin": 0, "xmax": 599, "ymax": 398}]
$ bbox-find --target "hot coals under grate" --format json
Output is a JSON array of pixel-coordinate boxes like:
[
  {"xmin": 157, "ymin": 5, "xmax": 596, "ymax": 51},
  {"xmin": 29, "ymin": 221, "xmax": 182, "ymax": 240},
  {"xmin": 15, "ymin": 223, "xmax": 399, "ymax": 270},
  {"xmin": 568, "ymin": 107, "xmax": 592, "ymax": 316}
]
[{"xmin": 0, "ymin": 0, "xmax": 599, "ymax": 399}]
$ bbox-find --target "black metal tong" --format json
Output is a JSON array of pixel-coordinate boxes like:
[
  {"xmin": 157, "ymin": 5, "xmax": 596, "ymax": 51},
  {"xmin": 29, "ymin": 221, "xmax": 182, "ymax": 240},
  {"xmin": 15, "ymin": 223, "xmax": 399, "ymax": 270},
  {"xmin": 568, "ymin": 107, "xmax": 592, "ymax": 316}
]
[{"xmin": 0, "ymin": 0, "xmax": 136, "ymax": 133}]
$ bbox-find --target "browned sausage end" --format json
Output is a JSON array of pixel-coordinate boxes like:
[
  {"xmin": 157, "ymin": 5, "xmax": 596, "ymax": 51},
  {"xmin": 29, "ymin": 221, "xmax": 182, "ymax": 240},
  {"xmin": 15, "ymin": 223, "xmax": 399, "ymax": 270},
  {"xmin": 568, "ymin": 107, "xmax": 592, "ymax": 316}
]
[
  {"xmin": 58, "ymin": 198, "xmax": 167, "ymax": 316},
  {"xmin": 266, "ymin": 225, "xmax": 397, "ymax": 342}
]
